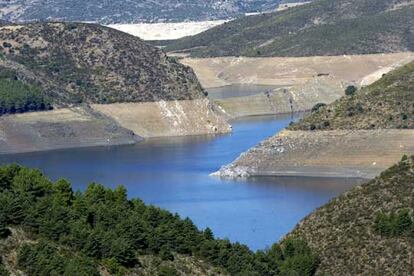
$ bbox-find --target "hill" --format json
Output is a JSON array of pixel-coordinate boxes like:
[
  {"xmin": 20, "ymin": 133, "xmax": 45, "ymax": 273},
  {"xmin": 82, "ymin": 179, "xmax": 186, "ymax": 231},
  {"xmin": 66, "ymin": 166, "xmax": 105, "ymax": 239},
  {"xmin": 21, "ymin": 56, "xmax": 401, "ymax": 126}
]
[
  {"xmin": 166, "ymin": 0, "xmax": 414, "ymax": 57},
  {"xmin": 0, "ymin": 164, "xmax": 318, "ymax": 275},
  {"xmin": 0, "ymin": 22, "xmax": 205, "ymax": 107},
  {"xmin": 0, "ymin": 0, "xmax": 296, "ymax": 24},
  {"xmin": 289, "ymin": 61, "xmax": 414, "ymax": 130},
  {"xmin": 289, "ymin": 155, "xmax": 414, "ymax": 274}
]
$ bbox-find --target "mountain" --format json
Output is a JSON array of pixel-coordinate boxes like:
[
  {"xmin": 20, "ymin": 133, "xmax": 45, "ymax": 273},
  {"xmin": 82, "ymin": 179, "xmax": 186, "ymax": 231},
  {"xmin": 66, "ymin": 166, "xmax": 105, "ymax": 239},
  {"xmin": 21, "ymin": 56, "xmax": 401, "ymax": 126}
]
[
  {"xmin": 0, "ymin": 0, "xmax": 298, "ymax": 24},
  {"xmin": 166, "ymin": 0, "xmax": 414, "ymax": 57},
  {"xmin": 0, "ymin": 21, "xmax": 231, "ymax": 152},
  {"xmin": 289, "ymin": 61, "xmax": 414, "ymax": 130},
  {"xmin": 289, "ymin": 155, "xmax": 414, "ymax": 274},
  {"xmin": 0, "ymin": 22, "xmax": 205, "ymax": 107}
]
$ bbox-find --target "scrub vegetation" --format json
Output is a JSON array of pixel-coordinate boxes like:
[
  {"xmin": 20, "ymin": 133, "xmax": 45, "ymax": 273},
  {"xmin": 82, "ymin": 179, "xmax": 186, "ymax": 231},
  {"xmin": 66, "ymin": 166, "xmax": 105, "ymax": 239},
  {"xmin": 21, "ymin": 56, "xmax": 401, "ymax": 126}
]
[
  {"xmin": 167, "ymin": 0, "xmax": 414, "ymax": 57},
  {"xmin": 290, "ymin": 155, "xmax": 414, "ymax": 274}
]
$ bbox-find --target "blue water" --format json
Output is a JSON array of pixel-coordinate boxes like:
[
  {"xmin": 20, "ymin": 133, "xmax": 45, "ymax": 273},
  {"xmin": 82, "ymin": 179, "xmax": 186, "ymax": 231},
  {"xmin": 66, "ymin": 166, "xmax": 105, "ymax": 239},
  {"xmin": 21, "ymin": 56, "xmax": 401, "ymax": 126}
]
[{"xmin": 0, "ymin": 113, "xmax": 360, "ymax": 251}]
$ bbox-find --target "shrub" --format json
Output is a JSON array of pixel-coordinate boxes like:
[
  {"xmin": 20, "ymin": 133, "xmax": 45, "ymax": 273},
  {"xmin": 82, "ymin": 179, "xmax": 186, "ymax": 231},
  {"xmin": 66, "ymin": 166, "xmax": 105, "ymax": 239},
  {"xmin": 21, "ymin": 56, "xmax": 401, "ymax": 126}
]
[
  {"xmin": 345, "ymin": 85, "xmax": 357, "ymax": 96},
  {"xmin": 0, "ymin": 262, "xmax": 9, "ymax": 276},
  {"xmin": 374, "ymin": 209, "xmax": 413, "ymax": 236},
  {"xmin": 311, "ymin": 103, "xmax": 327, "ymax": 113}
]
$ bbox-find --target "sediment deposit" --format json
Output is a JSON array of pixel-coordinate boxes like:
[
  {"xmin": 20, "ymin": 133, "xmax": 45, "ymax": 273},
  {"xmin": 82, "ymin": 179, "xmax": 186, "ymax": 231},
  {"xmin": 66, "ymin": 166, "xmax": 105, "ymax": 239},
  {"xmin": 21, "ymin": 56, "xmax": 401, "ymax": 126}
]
[{"xmin": 214, "ymin": 129, "xmax": 414, "ymax": 178}]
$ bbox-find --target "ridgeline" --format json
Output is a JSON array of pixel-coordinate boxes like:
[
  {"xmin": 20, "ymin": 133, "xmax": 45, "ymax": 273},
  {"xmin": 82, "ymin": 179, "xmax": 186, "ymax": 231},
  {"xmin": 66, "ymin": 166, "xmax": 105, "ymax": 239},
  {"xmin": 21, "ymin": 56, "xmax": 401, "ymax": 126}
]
[{"xmin": 166, "ymin": 0, "xmax": 414, "ymax": 57}]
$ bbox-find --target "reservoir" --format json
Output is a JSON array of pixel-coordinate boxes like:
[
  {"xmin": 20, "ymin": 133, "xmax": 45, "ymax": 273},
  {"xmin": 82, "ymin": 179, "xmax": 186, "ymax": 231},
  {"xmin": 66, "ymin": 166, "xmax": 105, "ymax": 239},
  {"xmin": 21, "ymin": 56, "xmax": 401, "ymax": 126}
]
[{"xmin": 0, "ymin": 113, "xmax": 362, "ymax": 251}]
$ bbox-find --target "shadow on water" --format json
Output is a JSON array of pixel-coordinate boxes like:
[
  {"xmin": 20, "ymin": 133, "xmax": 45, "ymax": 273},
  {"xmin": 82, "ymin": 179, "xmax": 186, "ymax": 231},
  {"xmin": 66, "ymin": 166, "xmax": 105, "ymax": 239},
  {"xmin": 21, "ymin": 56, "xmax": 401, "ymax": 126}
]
[{"xmin": 0, "ymin": 113, "xmax": 364, "ymax": 250}]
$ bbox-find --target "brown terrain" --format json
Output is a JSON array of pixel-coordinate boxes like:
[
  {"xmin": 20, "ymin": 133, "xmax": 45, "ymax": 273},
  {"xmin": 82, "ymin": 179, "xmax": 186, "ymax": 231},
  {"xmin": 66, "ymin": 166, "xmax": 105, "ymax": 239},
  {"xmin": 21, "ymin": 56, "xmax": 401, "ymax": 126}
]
[
  {"xmin": 181, "ymin": 53, "xmax": 414, "ymax": 89},
  {"xmin": 0, "ymin": 107, "xmax": 139, "ymax": 154},
  {"xmin": 214, "ymin": 129, "xmax": 414, "ymax": 178},
  {"xmin": 181, "ymin": 53, "xmax": 414, "ymax": 118},
  {"xmin": 213, "ymin": 59, "xmax": 414, "ymax": 179}
]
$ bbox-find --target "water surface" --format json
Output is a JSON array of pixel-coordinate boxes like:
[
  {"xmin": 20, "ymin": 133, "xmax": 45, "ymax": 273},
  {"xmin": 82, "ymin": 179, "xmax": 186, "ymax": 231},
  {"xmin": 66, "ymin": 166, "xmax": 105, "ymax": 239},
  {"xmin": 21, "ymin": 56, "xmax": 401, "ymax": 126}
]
[{"xmin": 0, "ymin": 114, "xmax": 362, "ymax": 250}]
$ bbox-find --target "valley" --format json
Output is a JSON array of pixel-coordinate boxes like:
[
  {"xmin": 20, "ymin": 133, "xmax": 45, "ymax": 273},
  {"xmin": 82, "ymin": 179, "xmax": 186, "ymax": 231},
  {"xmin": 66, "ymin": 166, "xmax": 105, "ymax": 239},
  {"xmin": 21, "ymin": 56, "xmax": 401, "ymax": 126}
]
[{"xmin": 0, "ymin": 0, "xmax": 413, "ymax": 275}]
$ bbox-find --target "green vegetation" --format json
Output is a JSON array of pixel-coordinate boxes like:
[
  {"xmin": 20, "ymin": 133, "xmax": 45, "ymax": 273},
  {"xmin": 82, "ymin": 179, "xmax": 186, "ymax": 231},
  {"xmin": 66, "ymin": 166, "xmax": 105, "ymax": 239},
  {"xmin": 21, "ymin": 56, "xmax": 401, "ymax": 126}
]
[
  {"xmin": 0, "ymin": 22, "xmax": 205, "ymax": 105},
  {"xmin": 167, "ymin": 0, "xmax": 414, "ymax": 57},
  {"xmin": 0, "ymin": 260, "xmax": 8, "ymax": 276},
  {"xmin": 289, "ymin": 61, "xmax": 414, "ymax": 130},
  {"xmin": 290, "ymin": 155, "xmax": 414, "ymax": 274},
  {"xmin": 345, "ymin": 85, "xmax": 357, "ymax": 96},
  {"xmin": 374, "ymin": 209, "xmax": 413, "ymax": 237},
  {"xmin": 311, "ymin": 103, "xmax": 326, "ymax": 113},
  {"xmin": 0, "ymin": 72, "xmax": 52, "ymax": 115},
  {"xmin": 0, "ymin": 164, "xmax": 318, "ymax": 275}
]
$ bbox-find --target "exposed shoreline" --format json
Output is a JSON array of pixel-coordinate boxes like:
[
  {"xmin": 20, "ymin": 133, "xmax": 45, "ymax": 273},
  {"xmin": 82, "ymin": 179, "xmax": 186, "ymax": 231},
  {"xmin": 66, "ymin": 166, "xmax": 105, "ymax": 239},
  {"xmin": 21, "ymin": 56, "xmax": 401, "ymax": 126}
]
[
  {"xmin": 0, "ymin": 99, "xmax": 231, "ymax": 155},
  {"xmin": 213, "ymin": 129, "xmax": 414, "ymax": 179}
]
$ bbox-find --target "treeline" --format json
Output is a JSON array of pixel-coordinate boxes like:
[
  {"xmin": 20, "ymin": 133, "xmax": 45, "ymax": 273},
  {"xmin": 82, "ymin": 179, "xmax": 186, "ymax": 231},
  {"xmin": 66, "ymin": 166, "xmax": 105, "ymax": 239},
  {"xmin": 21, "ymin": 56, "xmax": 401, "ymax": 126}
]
[
  {"xmin": 0, "ymin": 71, "xmax": 52, "ymax": 115},
  {"xmin": 0, "ymin": 165, "xmax": 319, "ymax": 275}
]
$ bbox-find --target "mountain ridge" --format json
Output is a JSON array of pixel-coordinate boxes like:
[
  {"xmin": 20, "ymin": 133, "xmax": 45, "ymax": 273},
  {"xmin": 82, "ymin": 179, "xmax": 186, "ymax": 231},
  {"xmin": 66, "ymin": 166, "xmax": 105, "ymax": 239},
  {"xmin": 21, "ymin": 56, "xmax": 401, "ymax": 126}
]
[
  {"xmin": 0, "ymin": 0, "xmax": 305, "ymax": 24},
  {"xmin": 166, "ymin": 0, "xmax": 414, "ymax": 57}
]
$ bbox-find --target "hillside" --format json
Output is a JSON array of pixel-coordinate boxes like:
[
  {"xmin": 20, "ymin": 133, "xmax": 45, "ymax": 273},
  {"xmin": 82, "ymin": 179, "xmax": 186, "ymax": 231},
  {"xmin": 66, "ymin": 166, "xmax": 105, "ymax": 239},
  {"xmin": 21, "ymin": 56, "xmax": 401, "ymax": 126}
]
[
  {"xmin": 0, "ymin": 164, "xmax": 318, "ymax": 275},
  {"xmin": 214, "ymin": 59, "xmax": 414, "ymax": 179},
  {"xmin": 289, "ymin": 155, "xmax": 414, "ymax": 274},
  {"xmin": 166, "ymin": 0, "xmax": 414, "ymax": 57},
  {"xmin": 289, "ymin": 61, "xmax": 414, "ymax": 130},
  {"xmin": 0, "ymin": 0, "xmax": 294, "ymax": 24},
  {"xmin": 0, "ymin": 22, "xmax": 205, "ymax": 106}
]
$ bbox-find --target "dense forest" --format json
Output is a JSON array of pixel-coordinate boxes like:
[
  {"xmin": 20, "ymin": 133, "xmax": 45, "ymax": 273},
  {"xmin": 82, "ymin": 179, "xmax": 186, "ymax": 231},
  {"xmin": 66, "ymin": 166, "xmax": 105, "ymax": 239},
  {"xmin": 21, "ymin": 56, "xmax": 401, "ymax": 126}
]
[
  {"xmin": 0, "ymin": 70, "xmax": 51, "ymax": 115},
  {"xmin": 0, "ymin": 164, "xmax": 318, "ymax": 275}
]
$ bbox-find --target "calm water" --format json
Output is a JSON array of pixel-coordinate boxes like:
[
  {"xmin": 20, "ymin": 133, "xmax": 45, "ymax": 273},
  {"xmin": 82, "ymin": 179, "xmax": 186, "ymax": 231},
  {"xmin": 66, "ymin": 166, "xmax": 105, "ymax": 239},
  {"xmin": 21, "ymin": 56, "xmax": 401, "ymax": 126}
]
[
  {"xmin": 207, "ymin": 84, "xmax": 284, "ymax": 99},
  {"xmin": 0, "ymin": 114, "xmax": 361, "ymax": 251}
]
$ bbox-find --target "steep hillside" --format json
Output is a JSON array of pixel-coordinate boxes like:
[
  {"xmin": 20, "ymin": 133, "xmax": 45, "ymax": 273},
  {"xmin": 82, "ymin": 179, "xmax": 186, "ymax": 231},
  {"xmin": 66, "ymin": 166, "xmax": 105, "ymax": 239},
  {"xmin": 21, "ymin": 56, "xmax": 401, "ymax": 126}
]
[
  {"xmin": 289, "ymin": 155, "xmax": 414, "ymax": 274},
  {"xmin": 167, "ymin": 0, "xmax": 414, "ymax": 57},
  {"xmin": 0, "ymin": 22, "xmax": 205, "ymax": 106},
  {"xmin": 0, "ymin": 0, "xmax": 294, "ymax": 24},
  {"xmin": 0, "ymin": 165, "xmax": 318, "ymax": 275},
  {"xmin": 289, "ymin": 61, "xmax": 414, "ymax": 130}
]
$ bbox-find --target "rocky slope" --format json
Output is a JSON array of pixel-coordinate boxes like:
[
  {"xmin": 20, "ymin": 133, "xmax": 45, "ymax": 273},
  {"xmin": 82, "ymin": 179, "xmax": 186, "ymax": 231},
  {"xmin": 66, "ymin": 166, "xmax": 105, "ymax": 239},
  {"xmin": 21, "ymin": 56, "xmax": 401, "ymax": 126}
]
[
  {"xmin": 0, "ymin": 22, "xmax": 205, "ymax": 105},
  {"xmin": 0, "ymin": 0, "xmax": 293, "ymax": 24},
  {"xmin": 214, "ymin": 61, "xmax": 414, "ymax": 178},
  {"xmin": 167, "ymin": 0, "xmax": 414, "ymax": 57},
  {"xmin": 0, "ymin": 22, "xmax": 230, "ymax": 153},
  {"xmin": 288, "ymin": 155, "xmax": 414, "ymax": 275}
]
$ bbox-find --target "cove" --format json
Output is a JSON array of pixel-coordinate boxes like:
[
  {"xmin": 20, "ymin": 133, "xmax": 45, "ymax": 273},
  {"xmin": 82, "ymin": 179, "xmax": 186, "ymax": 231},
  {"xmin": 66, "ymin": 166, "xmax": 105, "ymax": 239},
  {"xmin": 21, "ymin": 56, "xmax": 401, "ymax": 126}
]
[{"xmin": 0, "ymin": 113, "xmax": 362, "ymax": 251}]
